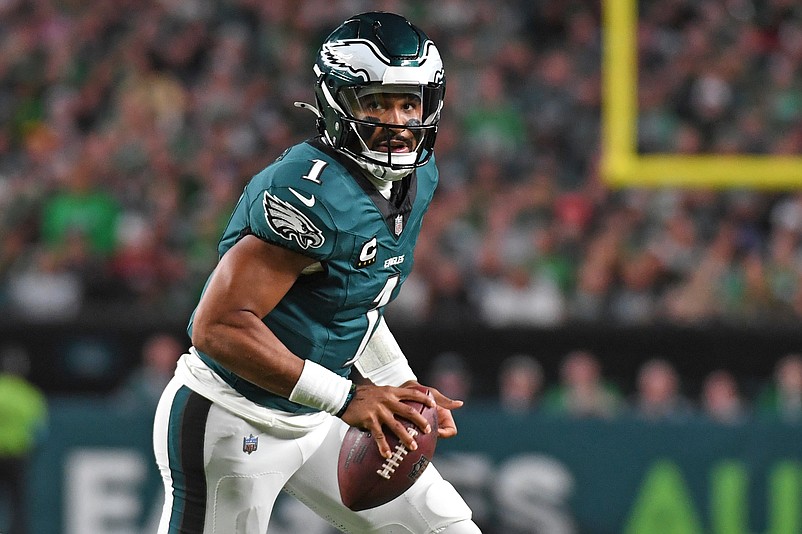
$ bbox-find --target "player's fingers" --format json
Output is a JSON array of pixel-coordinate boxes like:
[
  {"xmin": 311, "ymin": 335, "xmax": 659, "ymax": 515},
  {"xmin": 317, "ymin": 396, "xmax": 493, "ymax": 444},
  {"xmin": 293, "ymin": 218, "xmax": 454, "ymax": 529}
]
[
  {"xmin": 386, "ymin": 417, "xmax": 420, "ymax": 452},
  {"xmin": 396, "ymin": 385, "xmax": 435, "ymax": 408},
  {"xmin": 438, "ymin": 426, "xmax": 458, "ymax": 438},
  {"xmin": 436, "ymin": 408, "xmax": 458, "ymax": 438},
  {"xmin": 369, "ymin": 424, "xmax": 393, "ymax": 459},
  {"xmin": 395, "ymin": 402, "xmax": 431, "ymax": 434},
  {"xmin": 427, "ymin": 386, "xmax": 464, "ymax": 410}
]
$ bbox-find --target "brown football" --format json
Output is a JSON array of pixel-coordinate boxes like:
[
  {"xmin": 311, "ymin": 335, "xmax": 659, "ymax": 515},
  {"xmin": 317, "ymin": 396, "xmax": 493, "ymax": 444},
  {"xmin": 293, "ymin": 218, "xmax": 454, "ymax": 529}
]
[{"xmin": 337, "ymin": 388, "xmax": 438, "ymax": 511}]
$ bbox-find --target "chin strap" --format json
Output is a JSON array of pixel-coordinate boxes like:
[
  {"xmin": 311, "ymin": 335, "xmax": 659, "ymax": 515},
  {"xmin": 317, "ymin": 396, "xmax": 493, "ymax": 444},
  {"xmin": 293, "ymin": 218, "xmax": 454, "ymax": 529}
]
[{"xmin": 357, "ymin": 158, "xmax": 413, "ymax": 183}]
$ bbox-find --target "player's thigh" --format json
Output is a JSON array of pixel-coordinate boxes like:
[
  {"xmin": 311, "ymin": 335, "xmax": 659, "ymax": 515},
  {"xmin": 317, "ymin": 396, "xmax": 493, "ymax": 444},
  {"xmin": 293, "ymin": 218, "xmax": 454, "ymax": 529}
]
[
  {"xmin": 284, "ymin": 419, "xmax": 473, "ymax": 533},
  {"xmin": 153, "ymin": 379, "xmax": 307, "ymax": 533}
]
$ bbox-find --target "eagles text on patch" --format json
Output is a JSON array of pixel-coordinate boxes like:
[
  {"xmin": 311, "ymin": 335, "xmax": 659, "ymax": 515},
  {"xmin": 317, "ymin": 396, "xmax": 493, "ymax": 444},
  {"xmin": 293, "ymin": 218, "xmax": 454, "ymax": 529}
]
[{"xmin": 384, "ymin": 255, "xmax": 405, "ymax": 268}]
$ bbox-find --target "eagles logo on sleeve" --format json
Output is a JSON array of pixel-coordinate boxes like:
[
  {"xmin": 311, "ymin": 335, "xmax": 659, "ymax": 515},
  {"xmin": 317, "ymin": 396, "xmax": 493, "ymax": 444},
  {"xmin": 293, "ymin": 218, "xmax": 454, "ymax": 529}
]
[{"xmin": 263, "ymin": 191, "xmax": 325, "ymax": 249}]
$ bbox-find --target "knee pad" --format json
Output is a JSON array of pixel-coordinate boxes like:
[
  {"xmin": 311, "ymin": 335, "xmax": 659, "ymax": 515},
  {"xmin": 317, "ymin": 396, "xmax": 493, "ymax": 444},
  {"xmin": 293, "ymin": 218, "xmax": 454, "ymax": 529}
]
[
  {"xmin": 362, "ymin": 469, "xmax": 476, "ymax": 533},
  {"xmin": 420, "ymin": 478, "xmax": 474, "ymax": 525}
]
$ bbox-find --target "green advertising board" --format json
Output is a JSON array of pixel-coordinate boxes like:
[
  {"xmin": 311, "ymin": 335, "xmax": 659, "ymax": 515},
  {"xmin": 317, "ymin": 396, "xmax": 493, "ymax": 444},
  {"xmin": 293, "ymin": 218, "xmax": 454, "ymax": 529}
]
[
  {"xmin": 439, "ymin": 406, "xmax": 802, "ymax": 534},
  {"xmin": 22, "ymin": 401, "xmax": 802, "ymax": 533}
]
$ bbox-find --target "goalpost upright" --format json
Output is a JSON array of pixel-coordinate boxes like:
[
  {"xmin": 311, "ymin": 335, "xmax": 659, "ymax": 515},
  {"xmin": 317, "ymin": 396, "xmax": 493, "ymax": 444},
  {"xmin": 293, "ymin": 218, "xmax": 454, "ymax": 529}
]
[{"xmin": 601, "ymin": 0, "xmax": 802, "ymax": 190}]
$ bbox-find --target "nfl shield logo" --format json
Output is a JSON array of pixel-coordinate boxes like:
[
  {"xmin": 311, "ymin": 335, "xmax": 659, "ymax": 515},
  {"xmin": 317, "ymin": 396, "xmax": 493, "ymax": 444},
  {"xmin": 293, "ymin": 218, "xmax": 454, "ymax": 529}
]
[
  {"xmin": 243, "ymin": 434, "xmax": 258, "ymax": 454},
  {"xmin": 408, "ymin": 455, "xmax": 429, "ymax": 480},
  {"xmin": 394, "ymin": 214, "xmax": 403, "ymax": 236}
]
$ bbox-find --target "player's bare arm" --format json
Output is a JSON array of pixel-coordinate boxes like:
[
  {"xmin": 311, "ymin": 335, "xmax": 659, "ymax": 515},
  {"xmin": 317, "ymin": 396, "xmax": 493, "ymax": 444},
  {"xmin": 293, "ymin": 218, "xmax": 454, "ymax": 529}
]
[
  {"xmin": 191, "ymin": 234, "xmax": 315, "ymax": 398},
  {"xmin": 192, "ymin": 234, "xmax": 433, "ymax": 455}
]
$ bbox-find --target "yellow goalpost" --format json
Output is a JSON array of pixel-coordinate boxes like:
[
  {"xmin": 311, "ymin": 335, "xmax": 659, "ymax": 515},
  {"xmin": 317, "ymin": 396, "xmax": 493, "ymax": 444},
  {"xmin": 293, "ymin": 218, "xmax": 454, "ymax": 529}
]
[{"xmin": 601, "ymin": 0, "xmax": 802, "ymax": 190}]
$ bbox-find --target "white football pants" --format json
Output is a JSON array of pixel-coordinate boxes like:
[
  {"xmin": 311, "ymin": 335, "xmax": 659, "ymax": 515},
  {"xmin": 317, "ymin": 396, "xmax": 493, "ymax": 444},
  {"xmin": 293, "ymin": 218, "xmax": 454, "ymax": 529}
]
[{"xmin": 153, "ymin": 375, "xmax": 478, "ymax": 533}]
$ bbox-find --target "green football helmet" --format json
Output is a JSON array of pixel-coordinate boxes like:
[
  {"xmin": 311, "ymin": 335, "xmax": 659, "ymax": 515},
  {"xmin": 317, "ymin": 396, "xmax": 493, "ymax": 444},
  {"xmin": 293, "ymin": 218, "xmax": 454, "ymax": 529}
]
[{"xmin": 298, "ymin": 12, "xmax": 445, "ymax": 182}]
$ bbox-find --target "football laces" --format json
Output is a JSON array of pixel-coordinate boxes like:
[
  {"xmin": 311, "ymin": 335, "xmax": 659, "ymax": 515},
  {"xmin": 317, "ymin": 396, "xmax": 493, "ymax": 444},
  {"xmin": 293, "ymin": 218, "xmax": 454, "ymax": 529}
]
[{"xmin": 377, "ymin": 427, "xmax": 418, "ymax": 479}]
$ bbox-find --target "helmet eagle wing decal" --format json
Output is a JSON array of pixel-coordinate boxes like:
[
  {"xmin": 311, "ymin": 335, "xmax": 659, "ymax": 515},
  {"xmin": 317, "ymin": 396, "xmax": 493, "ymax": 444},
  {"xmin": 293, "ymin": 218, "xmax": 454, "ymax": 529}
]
[
  {"xmin": 263, "ymin": 191, "xmax": 325, "ymax": 250},
  {"xmin": 320, "ymin": 39, "xmax": 443, "ymax": 84},
  {"xmin": 320, "ymin": 39, "xmax": 389, "ymax": 83}
]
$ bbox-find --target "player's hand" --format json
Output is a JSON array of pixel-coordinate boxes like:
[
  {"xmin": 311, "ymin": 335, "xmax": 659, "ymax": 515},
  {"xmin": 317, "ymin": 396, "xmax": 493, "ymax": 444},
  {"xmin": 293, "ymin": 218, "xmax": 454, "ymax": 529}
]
[
  {"xmin": 340, "ymin": 383, "xmax": 435, "ymax": 459},
  {"xmin": 401, "ymin": 380, "xmax": 463, "ymax": 439}
]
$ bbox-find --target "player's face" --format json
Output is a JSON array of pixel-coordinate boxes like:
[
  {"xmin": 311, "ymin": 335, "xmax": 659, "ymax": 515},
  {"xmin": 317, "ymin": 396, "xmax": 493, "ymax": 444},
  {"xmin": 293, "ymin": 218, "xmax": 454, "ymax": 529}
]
[{"xmin": 352, "ymin": 92, "xmax": 423, "ymax": 153}]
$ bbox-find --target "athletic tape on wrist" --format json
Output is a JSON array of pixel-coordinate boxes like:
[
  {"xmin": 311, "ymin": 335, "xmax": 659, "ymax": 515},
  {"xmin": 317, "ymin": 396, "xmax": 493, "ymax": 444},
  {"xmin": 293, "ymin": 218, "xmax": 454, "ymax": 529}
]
[
  {"xmin": 363, "ymin": 358, "xmax": 417, "ymax": 386},
  {"xmin": 354, "ymin": 318, "xmax": 416, "ymax": 385},
  {"xmin": 289, "ymin": 359, "xmax": 353, "ymax": 415}
]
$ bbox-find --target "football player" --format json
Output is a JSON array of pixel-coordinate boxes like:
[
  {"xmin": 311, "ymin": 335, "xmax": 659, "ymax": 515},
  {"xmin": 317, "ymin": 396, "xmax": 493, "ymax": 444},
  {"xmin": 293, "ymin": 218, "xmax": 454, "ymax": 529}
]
[{"xmin": 152, "ymin": 11, "xmax": 482, "ymax": 534}]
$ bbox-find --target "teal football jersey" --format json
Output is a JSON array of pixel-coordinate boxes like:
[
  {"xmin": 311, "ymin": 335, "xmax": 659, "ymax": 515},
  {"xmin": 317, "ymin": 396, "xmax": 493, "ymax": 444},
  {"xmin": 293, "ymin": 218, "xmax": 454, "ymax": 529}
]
[{"xmin": 189, "ymin": 138, "xmax": 437, "ymax": 412}]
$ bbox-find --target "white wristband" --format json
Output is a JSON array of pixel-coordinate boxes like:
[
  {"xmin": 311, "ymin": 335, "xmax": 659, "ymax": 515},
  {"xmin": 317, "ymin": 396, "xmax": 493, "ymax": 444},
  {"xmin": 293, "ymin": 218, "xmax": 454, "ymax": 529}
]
[{"xmin": 289, "ymin": 360, "xmax": 353, "ymax": 415}]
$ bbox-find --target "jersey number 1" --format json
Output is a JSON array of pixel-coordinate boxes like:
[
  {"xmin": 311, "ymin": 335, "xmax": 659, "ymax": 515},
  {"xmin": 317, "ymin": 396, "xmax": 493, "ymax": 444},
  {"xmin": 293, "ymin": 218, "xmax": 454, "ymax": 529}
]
[
  {"xmin": 303, "ymin": 159, "xmax": 327, "ymax": 184},
  {"xmin": 345, "ymin": 274, "xmax": 400, "ymax": 367}
]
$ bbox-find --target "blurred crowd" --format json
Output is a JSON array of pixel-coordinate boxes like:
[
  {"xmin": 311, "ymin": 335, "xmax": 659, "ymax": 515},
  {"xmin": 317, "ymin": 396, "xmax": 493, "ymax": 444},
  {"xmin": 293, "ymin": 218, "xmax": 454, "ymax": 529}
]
[
  {"xmin": 430, "ymin": 349, "xmax": 802, "ymax": 426},
  {"xmin": 108, "ymin": 330, "xmax": 802, "ymax": 426},
  {"xmin": 2, "ymin": 0, "xmax": 802, "ymax": 327}
]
